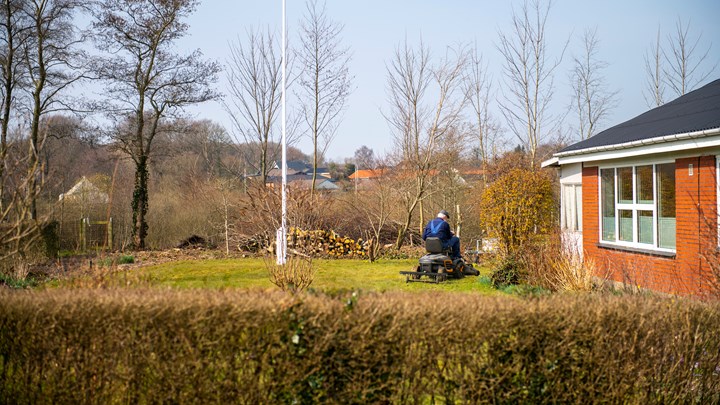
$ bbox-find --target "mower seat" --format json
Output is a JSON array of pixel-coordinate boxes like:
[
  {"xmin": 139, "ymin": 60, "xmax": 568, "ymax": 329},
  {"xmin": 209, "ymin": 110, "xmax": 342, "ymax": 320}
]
[{"xmin": 425, "ymin": 237, "xmax": 445, "ymax": 254}]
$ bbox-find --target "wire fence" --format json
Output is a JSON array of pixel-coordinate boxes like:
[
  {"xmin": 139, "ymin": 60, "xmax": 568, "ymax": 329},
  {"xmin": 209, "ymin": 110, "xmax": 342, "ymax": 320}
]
[{"xmin": 58, "ymin": 218, "xmax": 113, "ymax": 252}]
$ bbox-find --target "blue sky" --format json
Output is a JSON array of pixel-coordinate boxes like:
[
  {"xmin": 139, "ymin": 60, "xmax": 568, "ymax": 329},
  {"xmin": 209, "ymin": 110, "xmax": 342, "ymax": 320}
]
[{"xmin": 181, "ymin": 0, "xmax": 720, "ymax": 161}]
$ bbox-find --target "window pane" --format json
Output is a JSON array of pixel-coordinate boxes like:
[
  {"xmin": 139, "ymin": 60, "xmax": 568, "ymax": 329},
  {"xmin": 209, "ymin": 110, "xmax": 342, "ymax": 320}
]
[
  {"xmin": 619, "ymin": 210, "xmax": 633, "ymax": 242},
  {"xmin": 562, "ymin": 185, "xmax": 572, "ymax": 230},
  {"xmin": 657, "ymin": 163, "xmax": 676, "ymax": 249},
  {"xmin": 601, "ymin": 169, "xmax": 615, "ymax": 241},
  {"xmin": 618, "ymin": 167, "xmax": 633, "ymax": 203},
  {"xmin": 636, "ymin": 165, "xmax": 654, "ymax": 204},
  {"xmin": 575, "ymin": 185, "xmax": 582, "ymax": 232},
  {"xmin": 638, "ymin": 210, "xmax": 653, "ymax": 244}
]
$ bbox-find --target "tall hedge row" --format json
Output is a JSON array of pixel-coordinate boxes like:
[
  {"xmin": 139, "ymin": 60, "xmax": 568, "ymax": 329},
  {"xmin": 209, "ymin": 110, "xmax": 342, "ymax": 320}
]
[{"xmin": 1, "ymin": 290, "xmax": 719, "ymax": 404}]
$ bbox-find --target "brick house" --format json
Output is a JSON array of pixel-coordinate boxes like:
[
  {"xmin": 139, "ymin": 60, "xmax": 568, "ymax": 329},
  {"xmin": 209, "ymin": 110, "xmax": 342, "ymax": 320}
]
[{"xmin": 543, "ymin": 79, "xmax": 720, "ymax": 296}]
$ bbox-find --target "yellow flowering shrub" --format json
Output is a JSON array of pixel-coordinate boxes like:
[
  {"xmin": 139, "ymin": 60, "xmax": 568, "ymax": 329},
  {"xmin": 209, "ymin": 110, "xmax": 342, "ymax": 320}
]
[{"xmin": 479, "ymin": 168, "xmax": 555, "ymax": 255}]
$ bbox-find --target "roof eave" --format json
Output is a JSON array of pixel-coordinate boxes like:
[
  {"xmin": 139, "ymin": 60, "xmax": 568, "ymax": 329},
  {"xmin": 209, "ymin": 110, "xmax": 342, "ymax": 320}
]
[
  {"xmin": 553, "ymin": 127, "xmax": 720, "ymax": 161},
  {"xmin": 540, "ymin": 157, "xmax": 559, "ymax": 168}
]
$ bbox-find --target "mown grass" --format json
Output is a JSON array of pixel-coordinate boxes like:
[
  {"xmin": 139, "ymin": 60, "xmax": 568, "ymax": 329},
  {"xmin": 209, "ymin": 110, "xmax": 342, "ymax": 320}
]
[{"xmin": 121, "ymin": 258, "xmax": 500, "ymax": 294}]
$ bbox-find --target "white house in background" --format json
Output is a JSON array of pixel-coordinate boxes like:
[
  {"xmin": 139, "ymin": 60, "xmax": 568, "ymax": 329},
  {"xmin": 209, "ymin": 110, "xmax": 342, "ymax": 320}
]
[{"xmin": 59, "ymin": 176, "xmax": 109, "ymax": 204}]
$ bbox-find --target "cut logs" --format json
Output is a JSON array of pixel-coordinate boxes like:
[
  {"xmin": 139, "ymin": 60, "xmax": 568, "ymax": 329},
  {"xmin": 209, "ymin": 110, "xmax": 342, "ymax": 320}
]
[{"xmin": 287, "ymin": 227, "xmax": 368, "ymax": 258}]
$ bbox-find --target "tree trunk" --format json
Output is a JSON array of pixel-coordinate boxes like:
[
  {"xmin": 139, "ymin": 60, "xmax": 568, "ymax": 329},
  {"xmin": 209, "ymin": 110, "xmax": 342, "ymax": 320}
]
[
  {"xmin": 395, "ymin": 197, "xmax": 420, "ymax": 250},
  {"xmin": 260, "ymin": 146, "xmax": 267, "ymax": 184},
  {"xmin": 0, "ymin": 0, "xmax": 16, "ymax": 216},
  {"xmin": 455, "ymin": 204, "xmax": 461, "ymax": 237},
  {"xmin": 132, "ymin": 157, "xmax": 149, "ymax": 249},
  {"xmin": 28, "ymin": 90, "xmax": 43, "ymax": 220},
  {"xmin": 311, "ymin": 153, "xmax": 317, "ymax": 198},
  {"xmin": 311, "ymin": 114, "xmax": 318, "ymax": 198},
  {"xmin": 418, "ymin": 200, "xmax": 424, "ymax": 235},
  {"xmin": 223, "ymin": 191, "xmax": 230, "ymax": 255}
]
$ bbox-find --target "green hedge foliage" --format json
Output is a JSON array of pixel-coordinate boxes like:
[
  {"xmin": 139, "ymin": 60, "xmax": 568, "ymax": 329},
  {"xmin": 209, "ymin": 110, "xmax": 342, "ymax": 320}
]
[{"xmin": 1, "ymin": 290, "xmax": 719, "ymax": 404}]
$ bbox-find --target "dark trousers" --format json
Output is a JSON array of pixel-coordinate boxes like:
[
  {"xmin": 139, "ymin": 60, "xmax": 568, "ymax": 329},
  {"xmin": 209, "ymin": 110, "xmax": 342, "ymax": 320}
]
[{"xmin": 443, "ymin": 236, "xmax": 461, "ymax": 259}]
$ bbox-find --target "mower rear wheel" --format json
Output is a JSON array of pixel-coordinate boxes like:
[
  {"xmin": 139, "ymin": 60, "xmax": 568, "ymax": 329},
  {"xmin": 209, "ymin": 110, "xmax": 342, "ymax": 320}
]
[{"xmin": 453, "ymin": 261, "xmax": 465, "ymax": 279}]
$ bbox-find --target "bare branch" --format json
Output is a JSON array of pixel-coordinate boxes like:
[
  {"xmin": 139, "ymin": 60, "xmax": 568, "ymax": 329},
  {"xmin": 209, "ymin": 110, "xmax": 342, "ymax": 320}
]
[
  {"xmin": 496, "ymin": 0, "xmax": 566, "ymax": 168},
  {"xmin": 384, "ymin": 38, "xmax": 466, "ymax": 249},
  {"xmin": 463, "ymin": 44, "xmax": 499, "ymax": 182},
  {"xmin": 570, "ymin": 28, "xmax": 618, "ymax": 140},
  {"xmin": 663, "ymin": 17, "xmax": 717, "ymax": 97},
  {"xmin": 643, "ymin": 27, "xmax": 666, "ymax": 108},
  {"xmin": 296, "ymin": 0, "xmax": 353, "ymax": 195}
]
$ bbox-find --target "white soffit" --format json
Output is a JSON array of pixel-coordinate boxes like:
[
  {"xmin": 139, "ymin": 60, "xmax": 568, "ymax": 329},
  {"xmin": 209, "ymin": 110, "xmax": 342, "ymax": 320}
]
[{"xmin": 554, "ymin": 128, "xmax": 720, "ymax": 166}]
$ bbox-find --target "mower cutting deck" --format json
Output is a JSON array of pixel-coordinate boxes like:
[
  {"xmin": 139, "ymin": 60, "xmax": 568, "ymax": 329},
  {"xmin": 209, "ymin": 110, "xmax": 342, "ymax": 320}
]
[{"xmin": 400, "ymin": 270, "xmax": 449, "ymax": 283}]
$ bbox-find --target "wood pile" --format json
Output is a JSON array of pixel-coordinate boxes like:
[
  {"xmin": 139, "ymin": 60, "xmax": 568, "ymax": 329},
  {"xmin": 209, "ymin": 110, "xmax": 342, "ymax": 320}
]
[
  {"xmin": 288, "ymin": 227, "xmax": 368, "ymax": 258},
  {"xmin": 236, "ymin": 235, "xmax": 267, "ymax": 253}
]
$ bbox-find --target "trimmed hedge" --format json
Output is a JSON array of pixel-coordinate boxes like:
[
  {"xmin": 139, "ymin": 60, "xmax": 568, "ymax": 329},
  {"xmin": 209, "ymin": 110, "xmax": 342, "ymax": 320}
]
[{"xmin": 1, "ymin": 290, "xmax": 719, "ymax": 403}]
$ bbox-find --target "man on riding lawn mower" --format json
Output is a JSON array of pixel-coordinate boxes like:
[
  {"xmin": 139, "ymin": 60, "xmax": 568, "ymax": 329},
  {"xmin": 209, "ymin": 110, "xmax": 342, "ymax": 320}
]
[{"xmin": 422, "ymin": 210, "xmax": 461, "ymax": 259}]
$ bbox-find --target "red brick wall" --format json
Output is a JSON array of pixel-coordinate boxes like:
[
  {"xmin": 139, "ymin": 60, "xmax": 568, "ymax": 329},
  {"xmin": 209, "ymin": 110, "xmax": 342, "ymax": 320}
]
[{"xmin": 582, "ymin": 156, "xmax": 717, "ymax": 296}]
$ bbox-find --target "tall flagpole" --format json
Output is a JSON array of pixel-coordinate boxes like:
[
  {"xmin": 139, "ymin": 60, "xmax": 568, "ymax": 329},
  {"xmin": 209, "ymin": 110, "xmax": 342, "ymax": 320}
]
[{"xmin": 277, "ymin": 0, "xmax": 288, "ymax": 265}]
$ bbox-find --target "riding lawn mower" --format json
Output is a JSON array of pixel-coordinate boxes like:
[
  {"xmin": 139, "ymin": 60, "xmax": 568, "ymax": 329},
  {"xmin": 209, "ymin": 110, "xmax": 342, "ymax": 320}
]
[{"xmin": 400, "ymin": 237, "xmax": 480, "ymax": 283}]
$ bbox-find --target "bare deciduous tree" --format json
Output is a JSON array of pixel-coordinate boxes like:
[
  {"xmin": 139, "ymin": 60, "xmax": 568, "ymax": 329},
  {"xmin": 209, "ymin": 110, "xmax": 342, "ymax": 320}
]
[
  {"xmin": 0, "ymin": 0, "xmax": 29, "ymax": 216},
  {"xmin": 1, "ymin": 0, "xmax": 87, "ymax": 274},
  {"xmin": 664, "ymin": 17, "xmax": 717, "ymax": 98},
  {"xmin": 570, "ymin": 28, "xmax": 617, "ymax": 140},
  {"xmin": 643, "ymin": 27, "xmax": 665, "ymax": 108},
  {"xmin": 0, "ymin": 135, "xmax": 42, "ymax": 273},
  {"xmin": 297, "ymin": 0, "xmax": 352, "ymax": 196},
  {"xmin": 385, "ymin": 39, "xmax": 466, "ymax": 249},
  {"xmin": 22, "ymin": 0, "xmax": 87, "ymax": 219},
  {"xmin": 463, "ymin": 45, "xmax": 498, "ymax": 183},
  {"xmin": 345, "ymin": 155, "xmax": 394, "ymax": 261},
  {"xmin": 224, "ymin": 28, "xmax": 284, "ymax": 184},
  {"xmin": 91, "ymin": 0, "xmax": 220, "ymax": 249},
  {"xmin": 353, "ymin": 145, "xmax": 374, "ymax": 170},
  {"xmin": 497, "ymin": 0, "xmax": 565, "ymax": 169}
]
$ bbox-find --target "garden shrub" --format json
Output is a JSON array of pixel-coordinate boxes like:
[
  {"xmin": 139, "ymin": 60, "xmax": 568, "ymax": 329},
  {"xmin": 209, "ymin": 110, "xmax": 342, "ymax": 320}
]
[
  {"xmin": 490, "ymin": 255, "xmax": 522, "ymax": 288},
  {"xmin": 0, "ymin": 220, "xmax": 59, "ymax": 280},
  {"xmin": 519, "ymin": 230, "xmax": 597, "ymax": 293},
  {"xmin": 265, "ymin": 255, "xmax": 316, "ymax": 293},
  {"xmin": 1, "ymin": 290, "xmax": 719, "ymax": 404},
  {"xmin": 479, "ymin": 168, "xmax": 555, "ymax": 256},
  {"xmin": 117, "ymin": 255, "xmax": 134, "ymax": 265},
  {"xmin": 40, "ymin": 221, "xmax": 60, "ymax": 260}
]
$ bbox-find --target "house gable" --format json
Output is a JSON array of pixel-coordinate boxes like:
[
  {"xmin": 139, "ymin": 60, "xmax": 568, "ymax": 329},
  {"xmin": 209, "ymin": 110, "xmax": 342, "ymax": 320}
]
[{"xmin": 59, "ymin": 176, "xmax": 109, "ymax": 203}]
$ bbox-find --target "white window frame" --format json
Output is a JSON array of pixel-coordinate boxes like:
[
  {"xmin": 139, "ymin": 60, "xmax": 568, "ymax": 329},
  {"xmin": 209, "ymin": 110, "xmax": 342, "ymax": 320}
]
[{"xmin": 598, "ymin": 161, "xmax": 675, "ymax": 253}]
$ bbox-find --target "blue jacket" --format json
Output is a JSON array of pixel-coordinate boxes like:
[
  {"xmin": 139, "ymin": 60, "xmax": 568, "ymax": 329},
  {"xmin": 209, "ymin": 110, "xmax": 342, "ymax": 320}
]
[{"xmin": 422, "ymin": 218, "xmax": 453, "ymax": 242}]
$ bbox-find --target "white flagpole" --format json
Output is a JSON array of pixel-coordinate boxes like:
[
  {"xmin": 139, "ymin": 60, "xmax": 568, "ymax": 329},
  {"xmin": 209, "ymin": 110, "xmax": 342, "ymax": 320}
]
[{"xmin": 277, "ymin": 0, "xmax": 288, "ymax": 265}]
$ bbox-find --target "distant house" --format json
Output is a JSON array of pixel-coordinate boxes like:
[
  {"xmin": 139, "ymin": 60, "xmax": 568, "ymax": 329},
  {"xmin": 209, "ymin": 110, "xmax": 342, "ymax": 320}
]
[
  {"xmin": 348, "ymin": 168, "xmax": 386, "ymax": 180},
  {"xmin": 267, "ymin": 161, "xmax": 330, "ymax": 177},
  {"xmin": 347, "ymin": 167, "xmax": 482, "ymax": 184},
  {"xmin": 267, "ymin": 160, "xmax": 330, "ymax": 178},
  {"xmin": 542, "ymin": 78, "xmax": 720, "ymax": 296},
  {"xmin": 266, "ymin": 160, "xmax": 336, "ymax": 189},
  {"xmin": 459, "ymin": 168, "xmax": 486, "ymax": 181},
  {"xmin": 59, "ymin": 176, "xmax": 109, "ymax": 204},
  {"xmin": 290, "ymin": 178, "xmax": 340, "ymax": 191}
]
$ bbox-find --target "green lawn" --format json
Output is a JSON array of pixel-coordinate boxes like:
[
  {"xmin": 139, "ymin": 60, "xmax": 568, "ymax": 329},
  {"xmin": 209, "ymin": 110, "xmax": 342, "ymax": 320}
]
[{"xmin": 137, "ymin": 258, "xmax": 500, "ymax": 294}]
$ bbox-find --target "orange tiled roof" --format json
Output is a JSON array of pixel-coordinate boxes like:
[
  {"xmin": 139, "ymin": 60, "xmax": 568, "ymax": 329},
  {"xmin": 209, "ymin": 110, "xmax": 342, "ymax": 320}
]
[{"xmin": 348, "ymin": 169, "xmax": 385, "ymax": 179}]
